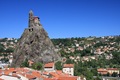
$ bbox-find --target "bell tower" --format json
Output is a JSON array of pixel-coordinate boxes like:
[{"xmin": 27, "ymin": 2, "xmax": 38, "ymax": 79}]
[{"xmin": 29, "ymin": 10, "xmax": 34, "ymax": 27}]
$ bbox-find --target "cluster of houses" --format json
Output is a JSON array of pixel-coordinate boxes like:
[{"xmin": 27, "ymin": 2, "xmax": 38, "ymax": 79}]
[
  {"xmin": 0, "ymin": 62, "xmax": 86, "ymax": 80},
  {"xmin": 0, "ymin": 37, "xmax": 120, "ymax": 79},
  {"xmin": 0, "ymin": 38, "xmax": 17, "ymax": 68},
  {"xmin": 0, "ymin": 36, "xmax": 120, "ymax": 65},
  {"xmin": 0, "ymin": 38, "xmax": 17, "ymax": 49},
  {"xmin": 54, "ymin": 36, "xmax": 120, "ymax": 62},
  {"xmin": 0, "ymin": 63, "xmax": 119, "ymax": 80}
]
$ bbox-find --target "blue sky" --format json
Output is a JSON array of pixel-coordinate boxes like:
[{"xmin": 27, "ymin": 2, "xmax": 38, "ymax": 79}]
[{"xmin": 0, "ymin": 0, "xmax": 120, "ymax": 38}]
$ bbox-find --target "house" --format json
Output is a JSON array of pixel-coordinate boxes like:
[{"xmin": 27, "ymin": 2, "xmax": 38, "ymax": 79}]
[
  {"xmin": 62, "ymin": 64, "xmax": 74, "ymax": 76},
  {"xmin": 107, "ymin": 68, "xmax": 119, "ymax": 74},
  {"xmin": 97, "ymin": 68, "xmax": 108, "ymax": 75},
  {"xmin": 83, "ymin": 56, "xmax": 89, "ymax": 61},
  {"xmin": 97, "ymin": 68, "xmax": 119, "ymax": 75},
  {"xmin": 44, "ymin": 62, "xmax": 55, "ymax": 72},
  {"xmin": 0, "ymin": 67, "xmax": 86, "ymax": 80}
]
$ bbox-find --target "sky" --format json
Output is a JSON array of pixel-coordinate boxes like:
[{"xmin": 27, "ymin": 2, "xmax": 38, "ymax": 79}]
[{"xmin": 0, "ymin": 0, "xmax": 120, "ymax": 38}]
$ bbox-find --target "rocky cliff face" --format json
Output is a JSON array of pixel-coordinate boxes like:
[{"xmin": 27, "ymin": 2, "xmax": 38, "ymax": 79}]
[{"xmin": 11, "ymin": 10, "xmax": 60, "ymax": 67}]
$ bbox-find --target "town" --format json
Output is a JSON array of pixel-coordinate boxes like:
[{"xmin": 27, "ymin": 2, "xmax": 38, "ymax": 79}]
[{"xmin": 0, "ymin": 36, "xmax": 120, "ymax": 80}]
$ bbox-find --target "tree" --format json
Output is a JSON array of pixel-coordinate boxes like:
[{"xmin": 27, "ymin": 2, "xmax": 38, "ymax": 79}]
[
  {"xmin": 65, "ymin": 59, "xmax": 74, "ymax": 64},
  {"xmin": 111, "ymin": 72, "xmax": 118, "ymax": 77},
  {"xmin": 3, "ymin": 53, "xmax": 8, "ymax": 57},
  {"xmin": 32, "ymin": 62, "xmax": 42, "ymax": 70},
  {"xmin": 0, "ymin": 38, "xmax": 7, "ymax": 42},
  {"xmin": 1, "ymin": 58, "xmax": 9, "ymax": 63},
  {"xmin": 91, "ymin": 68, "xmax": 98, "ymax": 76},
  {"xmin": 5, "ymin": 47, "xmax": 14, "ymax": 53},
  {"xmin": 83, "ymin": 69, "xmax": 94, "ymax": 80},
  {"xmin": 0, "ymin": 44, "xmax": 4, "ymax": 53},
  {"xmin": 55, "ymin": 61, "xmax": 62, "ymax": 70},
  {"xmin": 112, "ymin": 52, "xmax": 120, "ymax": 64},
  {"xmin": 74, "ymin": 62, "xmax": 82, "ymax": 76},
  {"xmin": 94, "ymin": 76, "xmax": 101, "ymax": 80},
  {"xmin": 60, "ymin": 50, "xmax": 65, "ymax": 57},
  {"xmin": 21, "ymin": 59, "xmax": 29, "ymax": 67},
  {"xmin": 106, "ymin": 72, "xmax": 110, "ymax": 77}
]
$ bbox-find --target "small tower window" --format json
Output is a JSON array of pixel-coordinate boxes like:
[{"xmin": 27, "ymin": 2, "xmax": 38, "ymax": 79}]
[
  {"xmin": 29, "ymin": 28, "xmax": 33, "ymax": 32},
  {"xmin": 32, "ymin": 28, "xmax": 33, "ymax": 31},
  {"xmin": 30, "ymin": 40, "xmax": 33, "ymax": 44}
]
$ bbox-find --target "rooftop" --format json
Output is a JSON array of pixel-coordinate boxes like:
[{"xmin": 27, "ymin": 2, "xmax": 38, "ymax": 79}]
[
  {"xmin": 63, "ymin": 64, "xmax": 74, "ymax": 68},
  {"xmin": 44, "ymin": 62, "xmax": 54, "ymax": 68}
]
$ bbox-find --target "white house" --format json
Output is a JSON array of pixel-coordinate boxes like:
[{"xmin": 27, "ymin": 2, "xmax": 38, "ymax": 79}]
[
  {"xmin": 62, "ymin": 64, "xmax": 74, "ymax": 76},
  {"xmin": 44, "ymin": 62, "xmax": 55, "ymax": 72}
]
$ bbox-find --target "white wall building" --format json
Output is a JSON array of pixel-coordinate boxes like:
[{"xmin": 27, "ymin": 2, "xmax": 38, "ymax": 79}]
[
  {"xmin": 62, "ymin": 64, "xmax": 74, "ymax": 76},
  {"xmin": 44, "ymin": 62, "xmax": 55, "ymax": 72}
]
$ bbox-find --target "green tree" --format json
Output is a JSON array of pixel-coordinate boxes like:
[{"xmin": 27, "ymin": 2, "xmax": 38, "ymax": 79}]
[
  {"xmin": 91, "ymin": 68, "xmax": 98, "ymax": 76},
  {"xmin": 65, "ymin": 59, "xmax": 74, "ymax": 64},
  {"xmin": 94, "ymin": 76, "xmax": 101, "ymax": 80},
  {"xmin": 83, "ymin": 69, "xmax": 94, "ymax": 80},
  {"xmin": 32, "ymin": 62, "xmax": 42, "ymax": 70},
  {"xmin": 111, "ymin": 72, "xmax": 118, "ymax": 77},
  {"xmin": 0, "ymin": 38, "xmax": 7, "ymax": 42},
  {"xmin": 74, "ymin": 62, "xmax": 82, "ymax": 76},
  {"xmin": 1, "ymin": 58, "xmax": 9, "ymax": 63},
  {"xmin": 0, "ymin": 44, "xmax": 4, "ymax": 53},
  {"xmin": 5, "ymin": 47, "xmax": 14, "ymax": 53},
  {"xmin": 3, "ymin": 53, "xmax": 8, "ymax": 57},
  {"xmin": 112, "ymin": 52, "xmax": 120, "ymax": 64},
  {"xmin": 106, "ymin": 72, "xmax": 110, "ymax": 77},
  {"xmin": 0, "ymin": 53, "xmax": 2, "ymax": 56},
  {"xmin": 21, "ymin": 59, "xmax": 29, "ymax": 67},
  {"xmin": 60, "ymin": 50, "xmax": 65, "ymax": 57},
  {"xmin": 55, "ymin": 61, "xmax": 62, "ymax": 70}
]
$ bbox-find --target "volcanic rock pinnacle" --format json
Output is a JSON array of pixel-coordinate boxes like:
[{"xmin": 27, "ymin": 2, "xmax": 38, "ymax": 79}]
[{"xmin": 11, "ymin": 10, "xmax": 60, "ymax": 67}]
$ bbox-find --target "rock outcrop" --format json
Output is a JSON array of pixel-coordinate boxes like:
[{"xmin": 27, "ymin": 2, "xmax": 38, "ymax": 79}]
[{"xmin": 11, "ymin": 10, "xmax": 60, "ymax": 67}]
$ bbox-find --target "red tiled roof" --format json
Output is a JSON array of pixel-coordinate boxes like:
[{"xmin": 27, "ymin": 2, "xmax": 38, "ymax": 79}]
[
  {"xmin": 43, "ymin": 72, "xmax": 49, "ymax": 75},
  {"xmin": 100, "ymin": 72, "xmax": 108, "ymax": 75},
  {"xmin": 12, "ymin": 73, "xmax": 21, "ymax": 78},
  {"xmin": 44, "ymin": 62, "xmax": 54, "ymax": 68},
  {"xmin": 44, "ymin": 78, "xmax": 57, "ymax": 80},
  {"xmin": 26, "ymin": 74, "xmax": 36, "ymax": 79},
  {"xmin": 32, "ymin": 71, "xmax": 41, "ymax": 78},
  {"xmin": 16, "ymin": 68, "xmax": 29, "ymax": 72},
  {"xmin": 56, "ymin": 70, "xmax": 62, "ymax": 74},
  {"xmin": 97, "ymin": 68, "xmax": 119, "ymax": 72},
  {"xmin": 58, "ymin": 76, "xmax": 77, "ymax": 80},
  {"xmin": 0, "ymin": 78, "xmax": 3, "ymax": 80},
  {"xmin": 49, "ymin": 72, "xmax": 59, "ymax": 78},
  {"xmin": 9, "ymin": 68, "xmax": 15, "ymax": 71},
  {"xmin": 63, "ymin": 64, "xmax": 74, "ymax": 68},
  {"xmin": 107, "ymin": 68, "xmax": 119, "ymax": 70},
  {"xmin": 4, "ymin": 70, "xmax": 11, "ymax": 75},
  {"xmin": 97, "ymin": 68, "xmax": 107, "ymax": 72}
]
